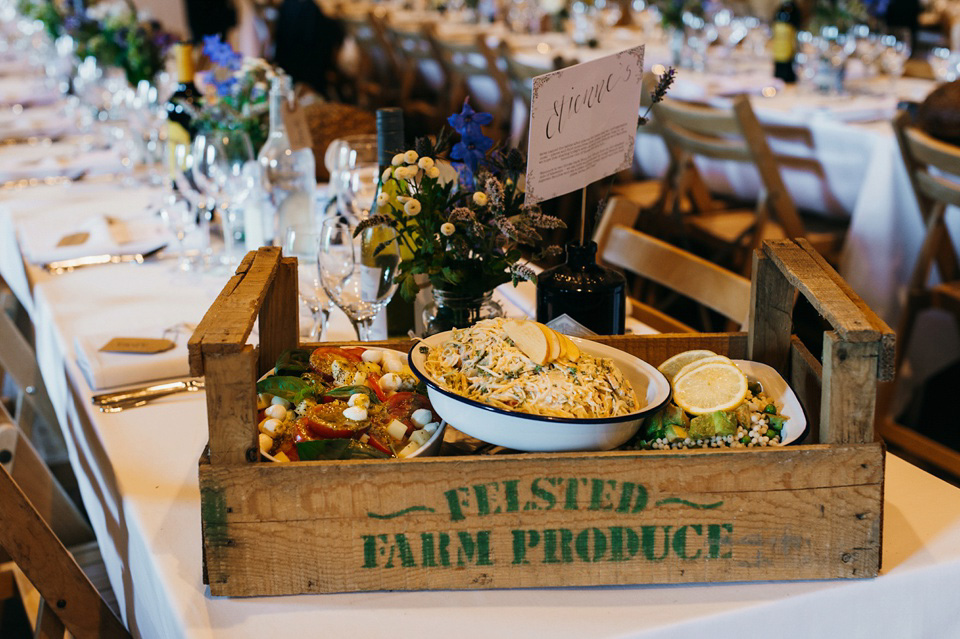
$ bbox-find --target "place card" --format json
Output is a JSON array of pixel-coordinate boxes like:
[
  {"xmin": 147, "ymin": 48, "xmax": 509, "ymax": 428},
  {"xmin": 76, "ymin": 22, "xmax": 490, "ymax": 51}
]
[
  {"xmin": 56, "ymin": 231, "xmax": 89, "ymax": 247},
  {"xmin": 283, "ymin": 102, "xmax": 312, "ymax": 152},
  {"xmin": 99, "ymin": 337, "xmax": 176, "ymax": 355},
  {"xmin": 524, "ymin": 46, "xmax": 645, "ymax": 203}
]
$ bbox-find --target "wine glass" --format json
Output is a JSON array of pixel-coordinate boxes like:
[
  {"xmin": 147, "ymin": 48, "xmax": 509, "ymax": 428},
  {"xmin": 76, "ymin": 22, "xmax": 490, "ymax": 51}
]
[
  {"xmin": 929, "ymin": 47, "xmax": 960, "ymax": 83},
  {"xmin": 318, "ymin": 218, "xmax": 400, "ymax": 341},
  {"xmin": 878, "ymin": 34, "xmax": 911, "ymax": 97},
  {"xmin": 158, "ymin": 193, "xmax": 198, "ymax": 272},
  {"xmin": 335, "ymin": 136, "xmax": 379, "ymax": 223},
  {"xmin": 208, "ymin": 130, "xmax": 256, "ymax": 266},
  {"xmin": 284, "ymin": 224, "xmax": 334, "ymax": 341}
]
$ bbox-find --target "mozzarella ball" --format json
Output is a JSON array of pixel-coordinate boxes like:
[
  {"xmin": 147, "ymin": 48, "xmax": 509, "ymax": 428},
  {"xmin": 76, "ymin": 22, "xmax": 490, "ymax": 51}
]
[
  {"xmin": 411, "ymin": 408, "xmax": 433, "ymax": 427},
  {"xmin": 383, "ymin": 355, "xmax": 403, "ymax": 373},
  {"xmin": 264, "ymin": 404, "xmax": 287, "ymax": 420},
  {"xmin": 348, "ymin": 393, "xmax": 370, "ymax": 408},
  {"xmin": 270, "ymin": 396, "xmax": 291, "ymax": 408},
  {"xmin": 423, "ymin": 421, "xmax": 440, "ymax": 434},
  {"xmin": 380, "ymin": 373, "xmax": 400, "ymax": 392},
  {"xmin": 361, "ymin": 349, "xmax": 383, "ymax": 363},
  {"xmin": 342, "ymin": 405, "xmax": 368, "ymax": 421}
]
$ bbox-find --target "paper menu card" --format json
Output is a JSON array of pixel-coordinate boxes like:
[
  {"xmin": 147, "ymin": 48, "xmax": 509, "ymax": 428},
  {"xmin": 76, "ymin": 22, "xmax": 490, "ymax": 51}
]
[{"xmin": 524, "ymin": 46, "xmax": 645, "ymax": 203}]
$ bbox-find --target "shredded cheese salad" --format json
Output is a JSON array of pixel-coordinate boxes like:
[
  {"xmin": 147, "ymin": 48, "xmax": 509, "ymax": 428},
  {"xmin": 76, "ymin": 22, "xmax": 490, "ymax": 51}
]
[{"xmin": 423, "ymin": 319, "xmax": 640, "ymax": 419}]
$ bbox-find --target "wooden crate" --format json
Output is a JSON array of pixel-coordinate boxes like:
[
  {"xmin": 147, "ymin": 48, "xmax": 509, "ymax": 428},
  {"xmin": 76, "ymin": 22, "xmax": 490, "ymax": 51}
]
[{"xmin": 188, "ymin": 239, "xmax": 893, "ymax": 597}]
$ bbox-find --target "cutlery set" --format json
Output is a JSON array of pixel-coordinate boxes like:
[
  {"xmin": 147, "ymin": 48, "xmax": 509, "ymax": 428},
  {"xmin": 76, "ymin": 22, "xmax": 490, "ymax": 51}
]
[{"xmin": 91, "ymin": 378, "xmax": 205, "ymax": 412}]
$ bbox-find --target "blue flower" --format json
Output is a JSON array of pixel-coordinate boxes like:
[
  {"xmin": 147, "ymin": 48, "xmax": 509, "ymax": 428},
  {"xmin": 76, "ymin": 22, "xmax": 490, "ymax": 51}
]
[
  {"xmin": 450, "ymin": 134, "xmax": 493, "ymax": 173},
  {"xmin": 202, "ymin": 34, "xmax": 242, "ymax": 71},
  {"xmin": 447, "ymin": 97, "xmax": 493, "ymax": 139}
]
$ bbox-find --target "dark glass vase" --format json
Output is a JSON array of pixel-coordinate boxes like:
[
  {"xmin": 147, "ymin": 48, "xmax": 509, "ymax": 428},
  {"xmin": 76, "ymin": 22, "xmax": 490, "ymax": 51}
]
[
  {"xmin": 536, "ymin": 241, "xmax": 626, "ymax": 335},
  {"xmin": 421, "ymin": 288, "xmax": 505, "ymax": 336}
]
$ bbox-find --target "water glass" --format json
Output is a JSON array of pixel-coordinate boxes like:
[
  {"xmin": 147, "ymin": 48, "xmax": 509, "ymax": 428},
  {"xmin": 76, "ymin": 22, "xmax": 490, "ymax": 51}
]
[
  {"xmin": 284, "ymin": 224, "xmax": 333, "ymax": 341},
  {"xmin": 318, "ymin": 218, "xmax": 400, "ymax": 341}
]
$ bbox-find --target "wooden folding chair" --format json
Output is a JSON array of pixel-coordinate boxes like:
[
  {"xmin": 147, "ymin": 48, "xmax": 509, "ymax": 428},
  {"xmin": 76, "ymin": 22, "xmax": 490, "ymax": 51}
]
[
  {"xmin": 879, "ymin": 110, "xmax": 960, "ymax": 477},
  {"xmin": 0, "ymin": 404, "xmax": 126, "ymax": 638},
  {"xmin": 338, "ymin": 9, "xmax": 400, "ymax": 109},
  {"xmin": 426, "ymin": 27, "xmax": 513, "ymax": 139},
  {"xmin": 497, "ymin": 42, "xmax": 568, "ymax": 148},
  {"xmin": 601, "ymin": 221, "xmax": 751, "ymax": 333},
  {"xmin": 650, "ymin": 95, "xmax": 846, "ymax": 273},
  {"xmin": 383, "ymin": 21, "xmax": 451, "ymax": 130}
]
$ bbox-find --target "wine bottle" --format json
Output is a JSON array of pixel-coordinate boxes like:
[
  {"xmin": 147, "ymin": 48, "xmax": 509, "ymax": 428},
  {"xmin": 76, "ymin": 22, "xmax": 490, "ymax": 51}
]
[
  {"xmin": 165, "ymin": 43, "xmax": 200, "ymax": 149},
  {"xmin": 257, "ymin": 74, "xmax": 317, "ymax": 246},
  {"xmin": 536, "ymin": 242, "xmax": 626, "ymax": 336},
  {"xmin": 376, "ymin": 108, "xmax": 416, "ymax": 338},
  {"xmin": 772, "ymin": 0, "xmax": 800, "ymax": 83}
]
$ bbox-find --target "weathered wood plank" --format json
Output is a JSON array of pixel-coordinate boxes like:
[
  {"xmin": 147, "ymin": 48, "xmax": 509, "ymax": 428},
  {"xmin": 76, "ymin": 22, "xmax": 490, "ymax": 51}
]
[
  {"xmin": 748, "ymin": 250, "xmax": 794, "ymax": 374},
  {"xmin": 205, "ymin": 348, "xmax": 259, "ymax": 466},
  {"xmin": 257, "ymin": 256, "xmax": 299, "ymax": 378},
  {"xmin": 789, "ymin": 336, "xmax": 822, "ymax": 444},
  {"xmin": 794, "ymin": 240, "xmax": 895, "ymax": 381},
  {"xmin": 821, "ymin": 332, "xmax": 879, "ymax": 445},
  {"xmin": 200, "ymin": 443, "xmax": 882, "ymax": 595},
  {"xmin": 188, "ymin": 249, "xmax": 280, "ymax": 376},
  {"xmin": 761, "ymin": 240, "xmax": 879, "ymax": 343}
]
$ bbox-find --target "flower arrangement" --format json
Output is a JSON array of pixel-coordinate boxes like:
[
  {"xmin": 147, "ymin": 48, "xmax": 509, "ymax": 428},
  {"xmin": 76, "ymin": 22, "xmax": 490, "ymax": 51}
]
[
  {"xmin": 186, "ymin": 34, "xmax": 273, "ymax": 152},
  {"xmin": 358, "ymin": 98, "xmax": 565, "ymax": 302},
  {"xmin": 647, "ymin": 0, "xmax": 703, "ymax": 30},
  {"xmin": 29, "ymin": 0, "xmax": 175, "ymax": 87}
]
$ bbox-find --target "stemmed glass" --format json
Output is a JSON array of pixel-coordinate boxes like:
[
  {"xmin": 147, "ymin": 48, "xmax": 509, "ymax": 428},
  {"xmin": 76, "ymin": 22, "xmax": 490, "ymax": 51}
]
[
  {"xmin": 284, "ymin": 224, "xmax": 334, "ymax": 341},
  {"xmin": 318, "ymin": 218, "xmax": 401, "ymax": 341},
  {"xmin": 878, "ymin": 34, "xmax": 911, "ymax": 96},
  {"xmin": 192, "ymin": 131, "xmax": 255, "ymax": 268},
  {"xmin": 335, "ymin": 136, "xmax": 379, "ymax": 223},
  {"xmin": 929, "ymin": 47, "xmax": 960, "ymax": 82},
  {"xmin": 158, "ymin": 193, "xmax": 198, "ymax": 272}
]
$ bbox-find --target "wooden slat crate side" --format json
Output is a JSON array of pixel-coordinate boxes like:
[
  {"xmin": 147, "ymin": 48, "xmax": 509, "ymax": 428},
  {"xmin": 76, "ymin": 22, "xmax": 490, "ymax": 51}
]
[
  {"xmin": 199, "ymin": 444, "xmax": 883, "ymax": 596},
  {"xmin": 257, "ymin": 256, "xmax": 299, "ymax": 378},
  {"xmin": 188, "ymin": 248, "xmax": 282, "ymax": 376},
  {"xmin": 748, "ymin": 250, "xmax": 795, "ymax": 376},
  {"xmin": 204, "ymin": 347, "xmax": 259, "ymax": 466},
  {"xmin": 789, "ymin": 336, "xmax": 823, "ymax": 443},
  {"xmin": 821, "ymin": 332, "xmax": 881, "ymax": 445}
]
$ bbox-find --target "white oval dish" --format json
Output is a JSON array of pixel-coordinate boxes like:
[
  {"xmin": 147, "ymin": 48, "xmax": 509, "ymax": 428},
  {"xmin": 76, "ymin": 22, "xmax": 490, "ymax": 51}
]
[
  {"xmin": 408, "ymin": 333, "xmax": 671, "ymax": 452},
  {"xmin": 259, "ymin": 346, "xmax": 446, "ymax": 462},
  {"xmin": 733, "ymin": 359, "xmax": 807, "ymax": 445}
]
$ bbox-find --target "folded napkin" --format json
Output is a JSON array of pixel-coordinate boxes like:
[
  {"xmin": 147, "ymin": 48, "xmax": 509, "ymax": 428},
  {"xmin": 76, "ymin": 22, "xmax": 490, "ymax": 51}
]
[
  {"xmin": 18, "ymin": 213, "xmax": 169, "ymax": 265},
  {"xmin": 0, "ymin": 103, "xmax": 75, "ymax": 140},
  {"xmin": 0, "ymin": 142, "xmax": 124, "ymax": 183},
  {"xmin": 0, "ymin": 76, "xmax": 59, "ymax": 106},
  {"xmin": 75, "ymin": 327, "xmax": 191, "ymax": 391}
]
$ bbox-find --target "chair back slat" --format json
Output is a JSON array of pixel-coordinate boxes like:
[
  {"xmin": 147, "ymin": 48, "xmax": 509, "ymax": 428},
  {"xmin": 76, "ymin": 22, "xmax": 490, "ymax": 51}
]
[
  {"xmin": 916, "ymin": 170, "xmax": 960, "ymax": 208},
  {"xmin": 602, "ymin": 222, "xmax": 751, "ymax": 324}
]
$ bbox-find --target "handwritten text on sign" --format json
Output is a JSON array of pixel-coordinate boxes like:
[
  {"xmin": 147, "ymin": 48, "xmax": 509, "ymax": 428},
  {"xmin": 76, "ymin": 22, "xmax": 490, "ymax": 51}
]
[{"xmin": 525, "ymin": 46, "xmax": 645, "ymax": 203}]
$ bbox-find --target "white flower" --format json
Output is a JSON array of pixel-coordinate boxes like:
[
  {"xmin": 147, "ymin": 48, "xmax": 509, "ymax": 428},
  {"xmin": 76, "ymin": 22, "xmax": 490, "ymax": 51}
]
[
  {"xmin": 376, "ymin": 192, "xmax": 390, "ymax": 206},
  {"xmin": 440, "ymin": 222, "xmax": 455, "ymax": 236},
  {"xmin": 403, "ymin": 199, "xmax": 422, "ymax": 216},
  {"xmin": 417, "ymin": 157, "xmax": 435, "ymax": 170},
  {"xmin": 391, "ymin": 153, "xmax": 404, "ymax": 167},
  {"xmin": 473, "ymin": 191, "xmax": 489, "ymax": 206},
  {"xmin": 396, "ymin": 195, "xmax": 411, "ymax": 203},
  {"xmin": 404, "ymin": 150, "xmax": 419, "ymax": 164},
  {"xmin": 382, "ymin": 167, "xmax": 392, "ymax": 181},
  {"xmin": 394, "ymin": 166, "xmax": 412, "ymax": 181},
  {"xmin": 426, "ymin": 166, "xmax": 441, "ymax": 179}
]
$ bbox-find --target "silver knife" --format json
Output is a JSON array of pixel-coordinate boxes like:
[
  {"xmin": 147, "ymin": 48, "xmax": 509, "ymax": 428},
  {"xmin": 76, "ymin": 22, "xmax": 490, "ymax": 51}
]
[
  {"xmin": 92, "ymin": 379, "xmax": 205, "ymax": 407},
  {"xmin": 44, "ymin": 245, "xmax": 165, "ymax": 274}
]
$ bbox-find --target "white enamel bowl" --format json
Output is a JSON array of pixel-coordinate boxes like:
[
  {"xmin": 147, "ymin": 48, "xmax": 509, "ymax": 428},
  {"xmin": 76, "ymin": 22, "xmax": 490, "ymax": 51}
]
[
  {"xmin": 408, "ymin": 333, "xmax": 671, "ymax": 452},
  {"xmin": 259, "ymin": 346, "xmax": 446, "ymax": 462},
  {"xmin": 733, "ymin": 360, "xmax": 807, "ymax": 445}
]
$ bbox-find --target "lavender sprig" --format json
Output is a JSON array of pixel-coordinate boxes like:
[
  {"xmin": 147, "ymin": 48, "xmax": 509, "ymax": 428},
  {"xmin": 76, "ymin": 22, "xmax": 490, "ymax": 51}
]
[{"xmin": 637, "ymin": 67, "xmax": 676, "ymax": 128}]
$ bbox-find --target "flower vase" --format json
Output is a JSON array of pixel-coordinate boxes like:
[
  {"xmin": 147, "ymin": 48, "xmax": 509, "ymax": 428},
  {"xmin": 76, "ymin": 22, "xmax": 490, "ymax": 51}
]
[{"xmin": 421, "ymin": 288, "xmax": 504, "ymax": 336}]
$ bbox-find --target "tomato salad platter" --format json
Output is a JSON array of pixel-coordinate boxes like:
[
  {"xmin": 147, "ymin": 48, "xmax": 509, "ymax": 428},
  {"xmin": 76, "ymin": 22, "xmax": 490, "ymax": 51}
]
[{"xmin": 255, "ymin": 346, "xmax": 445, "ymax": 462}]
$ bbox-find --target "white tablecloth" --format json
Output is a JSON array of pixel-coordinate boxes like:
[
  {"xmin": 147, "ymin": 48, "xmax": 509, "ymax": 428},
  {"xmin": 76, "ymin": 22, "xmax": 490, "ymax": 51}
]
[{"xmin": 1, "ymin": 177, "xmax": 959, "ymax": 639}]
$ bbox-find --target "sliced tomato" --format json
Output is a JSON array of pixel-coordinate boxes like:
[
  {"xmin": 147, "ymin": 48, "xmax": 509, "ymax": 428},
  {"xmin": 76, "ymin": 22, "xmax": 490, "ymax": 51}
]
[
  {"xmin": 384, "ymin": 392, "xmax": 432, "ymax": 419},
  {"xmin": 341, "ymin": 346, "xmax": 366, "ymax": 359},
  {"xmin": 304, "ymin": 416, "xmax": 362, "ymax": 439},
  {"xmin": 309, "ymin": 347, "xmax": 362, "ymax": 374},
  {"xmin": 366, "ymin": 434, "xmax": 393, "ymax": 456},
  {"xmin": 366, "ymin": 374, "xmax": 388, "ymax": 402},
  {"xmin": 278, "ymin": 439, "xmax": 300, "ymax": 462}
]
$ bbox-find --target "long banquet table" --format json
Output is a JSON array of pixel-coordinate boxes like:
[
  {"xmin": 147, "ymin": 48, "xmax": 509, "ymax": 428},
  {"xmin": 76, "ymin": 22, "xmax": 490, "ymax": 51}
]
[{"xmin": 2, "ymin": 173, "xmax": 960, "ymax": 638}]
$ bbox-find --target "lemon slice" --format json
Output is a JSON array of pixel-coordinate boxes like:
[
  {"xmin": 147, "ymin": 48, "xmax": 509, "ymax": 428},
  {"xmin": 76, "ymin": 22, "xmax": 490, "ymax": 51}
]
[
  {"xmin": 672, "ymin": 362, "xmax": 748, "ymax": 415},
  {"xmin": 657, "ymin": 350, "xmax": 717, "ymax": 383},
  {"xmin": 673, "ymin": 355, "xmax": 736, "ymax": 382}
]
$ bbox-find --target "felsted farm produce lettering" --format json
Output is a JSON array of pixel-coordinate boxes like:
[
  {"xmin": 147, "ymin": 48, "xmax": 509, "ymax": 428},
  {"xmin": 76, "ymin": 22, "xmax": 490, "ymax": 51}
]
[{"xmin": 361, "ymin": 477, "xmax": 733, "ymax": 569}]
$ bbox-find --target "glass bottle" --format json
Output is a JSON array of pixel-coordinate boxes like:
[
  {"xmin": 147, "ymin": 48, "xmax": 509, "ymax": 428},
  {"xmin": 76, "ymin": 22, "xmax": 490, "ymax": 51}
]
[
  {"xmin": 536, "ymin": 242, "xmax": 626, "ymax": 335},
  {"xmin": 257, "ymin": 74, "xmax": 316, "ymax": 245}
]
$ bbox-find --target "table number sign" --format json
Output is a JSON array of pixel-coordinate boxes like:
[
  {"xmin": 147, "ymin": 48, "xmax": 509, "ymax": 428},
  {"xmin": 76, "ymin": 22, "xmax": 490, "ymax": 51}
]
[{"xmin": 524, "ymin": 46, "xmax": 645, "ymax": 203}]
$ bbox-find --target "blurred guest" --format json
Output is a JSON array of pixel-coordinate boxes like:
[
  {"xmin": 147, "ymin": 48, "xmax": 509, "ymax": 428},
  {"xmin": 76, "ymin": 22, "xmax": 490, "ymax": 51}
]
[
  {"xmin": 273, "ymin": 0, "xmax": 344, "ymax": 96},
  {"xmin": 916, "ymin": 80, "xmax": 960, "ymax": 146},
  {"xmin": 184, "ymin": 0, "xmax": 237, "ymax": 41}
]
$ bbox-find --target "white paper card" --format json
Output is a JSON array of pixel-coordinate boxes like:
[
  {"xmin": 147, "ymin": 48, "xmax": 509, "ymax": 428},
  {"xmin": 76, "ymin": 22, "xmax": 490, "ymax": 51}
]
[{"xmin": 524, "ymin": 46, "xmax": 645, "ymax": 203}]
